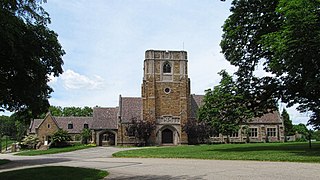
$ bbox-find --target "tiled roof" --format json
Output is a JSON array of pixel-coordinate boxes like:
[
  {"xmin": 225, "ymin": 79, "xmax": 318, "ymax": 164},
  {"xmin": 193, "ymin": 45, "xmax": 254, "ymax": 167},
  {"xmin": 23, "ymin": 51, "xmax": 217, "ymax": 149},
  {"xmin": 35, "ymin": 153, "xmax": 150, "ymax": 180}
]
[
  {"xmin": 189, "ymin": 94, "xmax": 282, "ymax": 125},
  {"xmin": 54, "ymin": 117, "xmax": 94, "ymax": 133},
  {"xmin": 190, "ymin": 94, "xmax": 204, "ymax": 118},
  {"xmin": 92, "ymin": 107, "xmax": 118, "ymax": 129},
  {"xmin": 120, "ymin": 97, "xmax": 142, "ymax": 123},
  {"xmin": 250, "ymin": 111, "xmax": 283, "ymax": 124},
  {"xmin": 29, "ymin": 119, "xmax": 43, "ymax": 134}
]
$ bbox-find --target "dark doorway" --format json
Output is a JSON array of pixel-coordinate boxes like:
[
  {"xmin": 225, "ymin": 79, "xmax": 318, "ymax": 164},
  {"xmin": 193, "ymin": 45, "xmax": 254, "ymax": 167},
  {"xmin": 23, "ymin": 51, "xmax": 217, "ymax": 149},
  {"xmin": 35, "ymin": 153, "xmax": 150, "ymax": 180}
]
[
  {"xmin": 46, "ymin": 136, "xmax": 51, "ymax": 145},
  {"xmin": 162, "ymin": 128, "xmax": 173, "ymax": 144},
  {"xmin": 99, "ymin": 132, "xmax": 115, "ymax": 146}
]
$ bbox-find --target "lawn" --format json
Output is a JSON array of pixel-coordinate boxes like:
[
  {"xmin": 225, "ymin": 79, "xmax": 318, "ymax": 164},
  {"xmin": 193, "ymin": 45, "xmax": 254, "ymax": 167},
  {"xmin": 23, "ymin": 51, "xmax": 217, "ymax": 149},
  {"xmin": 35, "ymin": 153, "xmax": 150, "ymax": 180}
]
[
  {"xmin": 0, "ymin": 159, "xmax": 10, "ymax": 166},
  {"xmin": 15, "ymin": 144, "xmax": 96, "ymax": 156},
  {"xmin": 1, "ymin": 139, "xmax": 15, "ymax": 152},
  {"xmin": 113, "ymin": 142, "xmax": 320, "ymax": 163},
  {"xmin": 0, "ymin": 166, "xmax": 108, "ymax": 180}
]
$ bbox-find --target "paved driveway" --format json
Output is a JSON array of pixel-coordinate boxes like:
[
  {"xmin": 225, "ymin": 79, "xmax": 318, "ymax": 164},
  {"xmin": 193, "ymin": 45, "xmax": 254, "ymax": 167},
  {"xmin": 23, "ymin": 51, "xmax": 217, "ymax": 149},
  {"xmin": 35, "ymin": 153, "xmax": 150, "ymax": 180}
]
[{"xmin": 1, "ymin": 147, "xmax": 320, "ymax": 180}]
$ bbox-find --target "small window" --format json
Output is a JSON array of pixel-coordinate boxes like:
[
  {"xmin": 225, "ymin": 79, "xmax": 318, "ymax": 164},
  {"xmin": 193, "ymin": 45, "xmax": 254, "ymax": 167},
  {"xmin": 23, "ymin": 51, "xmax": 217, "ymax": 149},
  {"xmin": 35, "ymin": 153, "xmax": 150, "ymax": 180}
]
[
  {"xmin": 212, "ymin": 133, "xmax": 220, "ymax": 137},
  {"xmin": 163, "ymin": 61, "xmax": 171, "ymax": 73},
  {"xmin": 230, "ymin": 132, "xmax": 238, "ymax": 137},
  {"xmin": 68, "ymin": 123, "xmax": 73, "ymax": 129},
  {"xmin": 267, "ymin": 128, "xmax": 276, "ymax": 137},
  {"xmin": 84, "ymin": 124, "xmax": 89, "ymax": 129},
  {"xmin": 249, "ymin": 128, "xmax": 258, "ymax": 137},
  {"xmin": 47, "ymin": 124, "xmax": 51, "ymax": 129}
]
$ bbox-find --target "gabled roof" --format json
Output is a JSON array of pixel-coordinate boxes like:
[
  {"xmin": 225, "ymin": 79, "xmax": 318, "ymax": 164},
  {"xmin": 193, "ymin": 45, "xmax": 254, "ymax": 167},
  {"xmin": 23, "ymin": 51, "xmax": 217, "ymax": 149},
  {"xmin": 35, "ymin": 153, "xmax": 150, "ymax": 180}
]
[
  {"xmin": 92, "ymin": 107, "xmax": 118, "ymax": 129},
  {"xmin": 120, "ymin": 97, "xmax": 142, "ymax": 123},
  {"xmin": 54, "ymin": 117, "xmax": 94, "ymax": 133},
  {"xmin": 250, "ymin": 111, "xmax": 283, "ymax": 124},
  {"xmin": 29, "ymin": 115, "xmax": 94, "ymax": 134},
  {"xmin": 29, "ymin": 119, "xmax": 43, "ymax": 134},
  {"xmin": 190, "ymin": 94, "xmax": 205, "ymax": 118},
  {"xmin": 33, "ymin": 112, "xmax": 60, "ymax": 132},
  {"xmin": 189, "ymin": 94, "xmax": 282, "ymax": 125}
]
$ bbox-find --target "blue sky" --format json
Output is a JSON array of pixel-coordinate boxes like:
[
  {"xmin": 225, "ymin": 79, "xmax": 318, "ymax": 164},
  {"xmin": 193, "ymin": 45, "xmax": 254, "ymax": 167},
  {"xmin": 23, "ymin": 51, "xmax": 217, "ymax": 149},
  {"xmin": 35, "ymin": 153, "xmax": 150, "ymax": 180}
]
[
  {"xmin": 44, "ymin": 0, "xmax": 235, "ymax": 106},
  {"xmin": 2, "ymin": 0, "xmax": 311, "ymax": 125}
]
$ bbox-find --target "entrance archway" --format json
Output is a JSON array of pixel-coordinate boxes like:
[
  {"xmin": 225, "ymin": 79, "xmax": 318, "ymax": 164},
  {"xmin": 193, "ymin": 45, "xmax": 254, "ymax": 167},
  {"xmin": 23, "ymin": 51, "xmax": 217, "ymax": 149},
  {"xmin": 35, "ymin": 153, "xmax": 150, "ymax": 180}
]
[
  {"xmin": 97, "ymin": 130, "xmax": 116, "ymax": 146},
  {"xmin": 162, "ymin": 128, "xmax": 173, "ymax": 144}
]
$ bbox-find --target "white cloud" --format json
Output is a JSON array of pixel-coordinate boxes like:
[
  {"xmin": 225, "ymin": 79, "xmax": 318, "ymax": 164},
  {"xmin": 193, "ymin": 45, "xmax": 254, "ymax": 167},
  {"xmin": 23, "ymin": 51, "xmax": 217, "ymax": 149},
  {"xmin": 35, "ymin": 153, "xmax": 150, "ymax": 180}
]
[
  {"xmin": 42, "ymin": 1, "xmax": 312, "ymax": 126},
  {"xmin": 61, "ymin": 69, "xmax": 104, "ymax": 90},
  {"xmin": 48, "ymin": 73, "xmax": 58, "ymax": 86}
]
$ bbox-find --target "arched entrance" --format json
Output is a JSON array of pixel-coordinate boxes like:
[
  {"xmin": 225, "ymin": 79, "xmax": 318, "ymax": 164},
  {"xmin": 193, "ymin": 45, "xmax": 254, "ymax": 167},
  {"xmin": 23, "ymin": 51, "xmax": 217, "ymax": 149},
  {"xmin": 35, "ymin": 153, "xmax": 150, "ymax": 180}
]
[
  {"xmin": 97, "ymin": 130, "xmax": 117, "ymax": 146},
  {"xmin": 162, "ymin": 128, "xmax": 173, "ymax": 144}
]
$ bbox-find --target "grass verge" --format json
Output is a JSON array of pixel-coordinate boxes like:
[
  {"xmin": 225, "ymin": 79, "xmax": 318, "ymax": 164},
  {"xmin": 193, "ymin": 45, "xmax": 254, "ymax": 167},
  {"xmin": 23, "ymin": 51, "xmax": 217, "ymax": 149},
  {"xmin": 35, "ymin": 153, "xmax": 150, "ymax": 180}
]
[
  {"xmin": 113, "ymin": 142, "xmax": 320, "ymax": 163},
  {"xmin": 0, "ymin": 166, "xmax": 108, "ymax": 180},
  {"xmin": 0, "ymin": 159, "xmax": 10, "ymax": 166},
  {"xmin": 1, "ymin": 139, "xmax": 15, "ymax": 151},
  {"xmin": 15, "ymin": 144, "xmax": 96, "ymax": 156}
]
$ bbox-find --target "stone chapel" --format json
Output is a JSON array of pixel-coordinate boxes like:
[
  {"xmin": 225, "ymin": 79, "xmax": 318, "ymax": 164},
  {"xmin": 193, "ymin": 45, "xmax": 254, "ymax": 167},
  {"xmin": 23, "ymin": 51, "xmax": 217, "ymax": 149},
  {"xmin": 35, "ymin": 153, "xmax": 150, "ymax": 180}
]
[{"xmin": 29, "ymin": 50, "xmax": 284, "ymax": 146}]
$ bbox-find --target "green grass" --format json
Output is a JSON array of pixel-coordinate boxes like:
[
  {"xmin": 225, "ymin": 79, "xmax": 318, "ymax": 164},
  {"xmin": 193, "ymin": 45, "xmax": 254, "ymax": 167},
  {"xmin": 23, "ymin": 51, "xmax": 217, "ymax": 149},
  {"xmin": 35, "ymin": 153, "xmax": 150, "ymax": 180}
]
[
  {"xmin": 1, "ymin": 139, "xmax": 15, "ymax": 151},
  {"xmin": 113, "ymin": 142, "xmax": 320, "ymax": 163},
  {"xmin": 0, "ymin": 159, "xmax": 10, "ymax": 166},
  {"xmin": 0, "ymin": 166, "xmax": 108, "ymax": 180},
  {"xmin": 15, "ymin": 144, "xmax": 96, "ymax": 156}
]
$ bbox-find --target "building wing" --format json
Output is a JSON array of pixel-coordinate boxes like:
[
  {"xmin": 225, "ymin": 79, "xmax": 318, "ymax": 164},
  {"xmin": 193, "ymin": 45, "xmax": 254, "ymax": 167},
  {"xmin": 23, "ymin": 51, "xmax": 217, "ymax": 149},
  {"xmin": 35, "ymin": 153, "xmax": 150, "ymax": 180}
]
[
  {"xmin": 92, "ymin": 107, "xmax": 118, "ymax": 129},
  {"xmin": 119, "ymin": 96, "xmax": 142, "ymax": 123}
]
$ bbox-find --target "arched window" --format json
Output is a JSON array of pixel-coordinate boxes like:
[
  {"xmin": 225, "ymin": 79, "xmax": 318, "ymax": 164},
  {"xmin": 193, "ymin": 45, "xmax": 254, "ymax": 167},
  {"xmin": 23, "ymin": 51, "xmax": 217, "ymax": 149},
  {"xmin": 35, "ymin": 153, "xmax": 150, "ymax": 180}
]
[{"xmin": 163, "ymin": 61, "xmax": 171, "ymax": 73}]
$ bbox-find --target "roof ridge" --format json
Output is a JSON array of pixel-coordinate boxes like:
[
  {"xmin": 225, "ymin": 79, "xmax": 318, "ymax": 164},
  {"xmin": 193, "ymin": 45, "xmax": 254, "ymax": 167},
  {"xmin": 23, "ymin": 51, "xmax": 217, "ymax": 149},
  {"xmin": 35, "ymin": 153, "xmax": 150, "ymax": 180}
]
[
  {"xmin": 121, "ymin": 97, "xmax": 141, "ymax": 99},
  {"xmin": 54, "ymin": 116, "xmax": 93, "ymax": 118},
  {"xmin": 94, "ymin": 107, "xmax": 118, "ymax": 109}
]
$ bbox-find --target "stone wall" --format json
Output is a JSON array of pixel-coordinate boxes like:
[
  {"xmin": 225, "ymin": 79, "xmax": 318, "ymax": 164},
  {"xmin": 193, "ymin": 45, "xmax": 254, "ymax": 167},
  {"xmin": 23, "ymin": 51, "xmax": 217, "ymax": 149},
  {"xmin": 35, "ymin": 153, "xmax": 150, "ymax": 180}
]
[
  {"xmin": 36, "ymin": 115, "xmax": 59, "ymax": 144},
  {"xmin": 142, "ymin": 50, "xmax": 190, "ymax": 145},
  {"xmin": 209, "ymin": 124, "xmax": 285, "ymax": 143}
]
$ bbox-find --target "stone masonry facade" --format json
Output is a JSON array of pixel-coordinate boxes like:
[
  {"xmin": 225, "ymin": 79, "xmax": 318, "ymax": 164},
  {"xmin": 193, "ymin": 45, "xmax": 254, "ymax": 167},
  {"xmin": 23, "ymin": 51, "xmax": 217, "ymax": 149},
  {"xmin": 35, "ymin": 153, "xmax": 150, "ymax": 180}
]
[
  {"xmin": 29, "ymin": 50, "xmax": 284, "ymax": 146},
  {"xmin": 141, "ymin": 50, "xmax": 190, "ymax": 145}
]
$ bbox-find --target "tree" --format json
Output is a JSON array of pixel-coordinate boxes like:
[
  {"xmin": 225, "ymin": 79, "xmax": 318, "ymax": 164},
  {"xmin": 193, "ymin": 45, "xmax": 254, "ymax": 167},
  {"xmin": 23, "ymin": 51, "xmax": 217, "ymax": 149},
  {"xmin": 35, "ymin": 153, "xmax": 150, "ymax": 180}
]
[
  {"xmin": 9, "ymin": 112, "xmax": 28, "ymax": 142},
  {"xmin": 127, "ymin": 118, "xmax": 156, "ymax": 146},
  {"xmin": 293, "ymin": 123, "xmax": 308, "ymax": 136},
  {"xmin": 48, "ymin": 106, "xmax": 63, "ymax": 117},
  {"xmin": 81, "ymin": 128, "xmax": 91, "ymax": 144},
  {"xmin": 312, "ymin": 130, "xmax": 320, "ymax": 141},
  {"xmin": 221, "ymin": 0, "xmax": 320, "ymax": 129},
  {"xmin": 39, "ymin": 106, "xmax": 93, "ymax": 118},
  {"xmin": 51, "ymin": 129, "xmax": 71, "ymax": 147},
  {"xmin": 0, "ymin": 0, "xmax": 65, "ymax": 117},
  {"xmin": 198, "ymin": 70, "xmax": 255, "ymax": 143},
  {"xmin": 282, "ymin": 108, "xmax": 294, "ymax": 138},
  {"xmin": 0, "ymin": 115, "xmax": 16, "ymax": 137},
  {"xmin": 62, "ymin": 107, "xmax": 93, "ymax": 117}
]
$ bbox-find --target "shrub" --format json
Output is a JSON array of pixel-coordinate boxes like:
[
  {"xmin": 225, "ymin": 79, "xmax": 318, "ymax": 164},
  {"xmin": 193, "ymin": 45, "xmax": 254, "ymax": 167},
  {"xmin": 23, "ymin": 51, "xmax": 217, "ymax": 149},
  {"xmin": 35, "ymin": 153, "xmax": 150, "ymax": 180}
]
[
  {"xmin": 81, "ymin": 128, "xmax": 91, "ymax": 144},
  {"xmin": 75, "ymin": 134, "xmax": 81, "ymax": 141},
  {"xmin": 183, "ymin": 120, "xmax": 213, "ymax": 145},
  {"xmin": 51, "ymin": 129, "xmax": 72, "ymax": 147},
  {"xmin": 127, "ymin": 118, "xmax": 156, "ymax": 146},
  {"xmin": 21, "ymin": 135, "xmax": 39, "ymax": 149}
]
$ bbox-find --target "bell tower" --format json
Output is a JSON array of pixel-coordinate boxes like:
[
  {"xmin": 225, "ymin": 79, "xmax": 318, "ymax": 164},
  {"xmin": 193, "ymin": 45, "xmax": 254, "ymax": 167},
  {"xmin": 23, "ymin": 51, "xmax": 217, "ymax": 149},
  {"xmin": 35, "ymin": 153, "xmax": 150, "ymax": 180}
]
[{"xmin": 142, "ymin": 50, "xmax": 190, "ymax": 145}]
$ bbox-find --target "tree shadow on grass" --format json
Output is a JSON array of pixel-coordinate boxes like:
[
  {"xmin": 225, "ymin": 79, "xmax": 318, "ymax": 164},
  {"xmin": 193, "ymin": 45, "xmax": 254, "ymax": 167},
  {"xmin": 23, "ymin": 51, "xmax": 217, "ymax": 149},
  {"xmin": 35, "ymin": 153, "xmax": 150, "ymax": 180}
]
[{"xmin": 0, "ymin": 157, "xmax": 71, "ymax": 170}]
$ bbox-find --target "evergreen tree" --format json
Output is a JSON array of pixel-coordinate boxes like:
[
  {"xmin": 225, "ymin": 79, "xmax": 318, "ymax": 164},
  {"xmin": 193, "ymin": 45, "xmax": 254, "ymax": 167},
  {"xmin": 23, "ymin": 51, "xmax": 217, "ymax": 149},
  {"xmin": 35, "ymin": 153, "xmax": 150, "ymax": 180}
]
[{"xmin": 281, "ymin": 108, "xmax": 294, "ymax": 141}]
